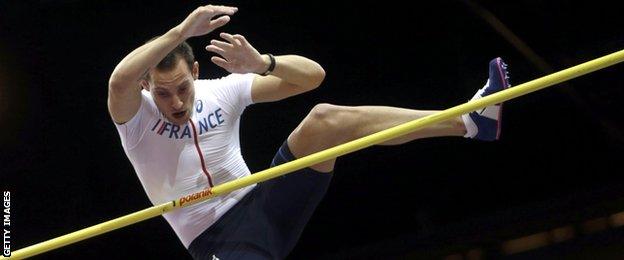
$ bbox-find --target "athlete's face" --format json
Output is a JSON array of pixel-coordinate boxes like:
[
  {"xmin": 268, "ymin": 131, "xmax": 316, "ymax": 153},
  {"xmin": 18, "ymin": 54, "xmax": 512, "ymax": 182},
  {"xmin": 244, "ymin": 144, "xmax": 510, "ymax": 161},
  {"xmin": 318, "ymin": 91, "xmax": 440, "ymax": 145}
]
[{"xmin": 145, "ymin": 59, "xmax": 199, "ymax": 125}]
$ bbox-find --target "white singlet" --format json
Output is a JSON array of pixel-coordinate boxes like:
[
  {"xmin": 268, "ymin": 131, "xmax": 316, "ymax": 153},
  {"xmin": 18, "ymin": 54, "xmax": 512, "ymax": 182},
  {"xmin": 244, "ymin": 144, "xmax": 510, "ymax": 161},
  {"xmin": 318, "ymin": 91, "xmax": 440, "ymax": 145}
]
[{"xmin": 114, "ymin": 73, "xmax": 256, "ymax": 248}]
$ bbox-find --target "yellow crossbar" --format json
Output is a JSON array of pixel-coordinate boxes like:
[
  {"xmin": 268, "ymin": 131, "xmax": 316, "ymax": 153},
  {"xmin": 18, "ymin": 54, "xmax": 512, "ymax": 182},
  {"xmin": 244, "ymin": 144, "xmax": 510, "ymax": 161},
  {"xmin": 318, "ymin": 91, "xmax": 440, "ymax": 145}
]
[{"xmin": 7, "ymin": 49, "xmax": 624, "ymax": 259}]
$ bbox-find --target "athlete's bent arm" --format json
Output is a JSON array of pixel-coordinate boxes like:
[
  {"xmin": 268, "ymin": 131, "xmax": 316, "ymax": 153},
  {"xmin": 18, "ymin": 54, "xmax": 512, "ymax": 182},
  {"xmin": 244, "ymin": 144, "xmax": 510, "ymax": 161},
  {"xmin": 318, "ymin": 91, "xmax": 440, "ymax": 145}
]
[
  {"xmin": 205, "ymin": 33, "xmax": 325, "ymax": 103},
  {"xmin": 251, "ymin": 54, "xmax": 326, "ymax": 103},
  {"xmin": 107, "ymin": 5, "xmax": 238, "ymax": 124}
]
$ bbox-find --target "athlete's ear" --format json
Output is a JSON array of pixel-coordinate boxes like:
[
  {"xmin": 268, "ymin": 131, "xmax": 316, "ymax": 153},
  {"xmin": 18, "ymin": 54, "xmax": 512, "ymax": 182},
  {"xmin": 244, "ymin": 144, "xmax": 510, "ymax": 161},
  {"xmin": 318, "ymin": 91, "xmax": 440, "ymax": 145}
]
[
  {"xmin": 140, "ymin": 79, "xmax": 150, "ymax": 91},
  {"xmin": 192, "ymin": 61, "xmax": 199, "ymax": 80}
]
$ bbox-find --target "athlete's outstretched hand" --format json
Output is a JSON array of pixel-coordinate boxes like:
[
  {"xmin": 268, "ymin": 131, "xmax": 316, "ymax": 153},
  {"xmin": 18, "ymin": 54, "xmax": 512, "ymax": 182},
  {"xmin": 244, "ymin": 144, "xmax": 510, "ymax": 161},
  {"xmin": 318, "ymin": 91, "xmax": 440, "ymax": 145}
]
[
  {"xmin": 177, "ymin": 5, "xmax": 238, "ymax": 39},
  {"xmin": 205, "ymin": 33, "xmax": 269, "ymax": 74}
]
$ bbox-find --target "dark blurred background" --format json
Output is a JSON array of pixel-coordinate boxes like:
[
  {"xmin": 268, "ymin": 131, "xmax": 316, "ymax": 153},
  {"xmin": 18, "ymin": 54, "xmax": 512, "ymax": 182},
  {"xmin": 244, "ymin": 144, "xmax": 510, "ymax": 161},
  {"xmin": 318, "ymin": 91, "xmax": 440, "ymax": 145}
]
[{"xmin": 1, "ymin": 1, "xmax": 624, "ymax": 259}]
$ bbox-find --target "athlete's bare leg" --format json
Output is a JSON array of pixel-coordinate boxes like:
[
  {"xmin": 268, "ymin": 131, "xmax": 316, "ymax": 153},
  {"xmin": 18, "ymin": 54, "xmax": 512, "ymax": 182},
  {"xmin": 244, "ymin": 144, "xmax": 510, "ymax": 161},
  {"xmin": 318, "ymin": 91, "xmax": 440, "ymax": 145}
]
[{"xmin": 286, "ymin": 104, "xmax": 465, "ymax": 172}]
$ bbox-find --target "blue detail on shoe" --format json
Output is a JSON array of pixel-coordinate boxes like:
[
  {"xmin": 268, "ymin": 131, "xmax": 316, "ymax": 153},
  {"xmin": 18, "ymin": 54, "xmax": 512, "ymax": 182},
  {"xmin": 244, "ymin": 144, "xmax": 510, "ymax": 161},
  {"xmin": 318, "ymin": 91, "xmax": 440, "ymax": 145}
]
[
  {"xmin": 469, "ymin": 57, "xmax": 510, "ymax": 141},
  {"xmin": 483, "ymin": 57, "xmax": 510, "ymax": 96},
  {"xmin": 469, "ymin": 111, "xmax": 499, "ymax": 141}
]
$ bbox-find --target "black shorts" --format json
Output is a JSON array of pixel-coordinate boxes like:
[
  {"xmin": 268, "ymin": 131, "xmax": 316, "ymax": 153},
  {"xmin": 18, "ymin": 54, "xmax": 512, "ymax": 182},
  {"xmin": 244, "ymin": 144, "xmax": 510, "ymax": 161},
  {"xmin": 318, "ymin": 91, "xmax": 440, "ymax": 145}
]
[{"xmin": 187, "ymin": 141, "xmax": 333, "ymax": 260}]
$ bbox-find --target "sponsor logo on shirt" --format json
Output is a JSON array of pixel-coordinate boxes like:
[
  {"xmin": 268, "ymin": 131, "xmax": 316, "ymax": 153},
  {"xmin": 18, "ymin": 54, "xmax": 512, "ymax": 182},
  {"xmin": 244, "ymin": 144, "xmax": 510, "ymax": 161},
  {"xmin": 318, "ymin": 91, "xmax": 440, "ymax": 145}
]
[{"xmin": 178, "ymin": 188, "xmax": 213, "ymax": 206}]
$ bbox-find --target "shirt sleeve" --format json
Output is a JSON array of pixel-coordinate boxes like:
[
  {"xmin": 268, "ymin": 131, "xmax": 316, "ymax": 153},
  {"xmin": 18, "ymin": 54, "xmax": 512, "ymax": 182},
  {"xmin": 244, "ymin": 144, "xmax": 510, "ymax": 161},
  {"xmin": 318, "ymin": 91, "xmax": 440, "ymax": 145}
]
[
  {"xmin": 202, "ymin": 73, "xmax": 255, "ymax": 116},
  {"xmin": 114, "ymin": 91, "xmax": 158, "ymax": 150}
]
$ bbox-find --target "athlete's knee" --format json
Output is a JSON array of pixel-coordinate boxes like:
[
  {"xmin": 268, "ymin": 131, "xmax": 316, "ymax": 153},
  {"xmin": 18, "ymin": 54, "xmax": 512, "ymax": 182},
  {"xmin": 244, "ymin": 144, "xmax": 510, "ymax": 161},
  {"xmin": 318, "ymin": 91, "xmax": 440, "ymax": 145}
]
[
  {"xmin": 309, "ymin": 103, "xmax": 340, "ymax": 124},
  {"xmin": 310, "ymin": 103, "xmax": 353, "ymax": 129},
  {"xmin": 296, "ymin": 103, "xmax": 353, "ymax": 140}
]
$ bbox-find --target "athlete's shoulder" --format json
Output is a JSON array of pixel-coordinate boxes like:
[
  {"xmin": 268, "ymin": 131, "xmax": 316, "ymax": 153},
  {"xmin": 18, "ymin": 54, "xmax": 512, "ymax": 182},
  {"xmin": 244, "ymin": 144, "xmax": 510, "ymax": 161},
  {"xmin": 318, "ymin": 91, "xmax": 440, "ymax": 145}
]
[{"xmin": 195, "ymin": 73, "xmax": 252, "ymax": 85}]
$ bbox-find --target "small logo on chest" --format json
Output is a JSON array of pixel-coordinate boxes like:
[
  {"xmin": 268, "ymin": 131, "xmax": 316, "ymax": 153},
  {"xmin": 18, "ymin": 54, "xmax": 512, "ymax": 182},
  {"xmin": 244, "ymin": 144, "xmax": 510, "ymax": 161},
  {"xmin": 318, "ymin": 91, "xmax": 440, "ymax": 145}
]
[{"xmin": 196, "ymin": 100, "xmax": 203, "ymax": 113}]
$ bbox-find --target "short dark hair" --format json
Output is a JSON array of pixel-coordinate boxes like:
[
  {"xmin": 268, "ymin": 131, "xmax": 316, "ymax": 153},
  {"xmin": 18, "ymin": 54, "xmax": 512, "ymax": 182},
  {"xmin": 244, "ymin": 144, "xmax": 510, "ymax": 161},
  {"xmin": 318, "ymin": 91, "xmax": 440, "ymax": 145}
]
[
  {"xmin": 157, "ymin": 41, "xmax": 195, "ymax": 72},
  {"xmin": 145, "ymin": 37, "xmax": 195, "ymax": 79}
]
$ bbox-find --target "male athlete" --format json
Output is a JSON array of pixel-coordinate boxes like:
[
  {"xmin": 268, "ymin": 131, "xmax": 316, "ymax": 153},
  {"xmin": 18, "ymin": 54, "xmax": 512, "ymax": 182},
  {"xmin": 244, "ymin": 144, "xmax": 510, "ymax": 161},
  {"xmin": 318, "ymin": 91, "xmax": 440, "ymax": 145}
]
[{"xmin": 108, "ymin": 4, "xmax": 510, "ymax": 259}]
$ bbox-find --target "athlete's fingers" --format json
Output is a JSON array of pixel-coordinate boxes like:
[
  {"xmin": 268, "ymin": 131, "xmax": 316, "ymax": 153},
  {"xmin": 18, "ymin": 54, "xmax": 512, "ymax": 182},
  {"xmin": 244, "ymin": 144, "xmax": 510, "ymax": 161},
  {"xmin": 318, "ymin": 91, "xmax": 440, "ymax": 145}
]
[
  {"xmin": 232, "ymin": 34, "xmax": 248, "ymax": 46},
  {"xmin": 211, "ymin": 56, "xmax": 231, "ymax": 70},
  {"xmin": 208, "ymin": 15, "xmax": 231, "ymax": 30},
  {"xmin": 205, "ymin": 45, "xmax": 226, "ymax": 56},
  {"xmin": 220, "ymin": 32, "xmax": 242, "ymax": 46},
  {"xmin": 210, "ymin": 39, "xmax": 233, "ymax": 50},
  {"xmin": 201, "ymin": 5, "xmax": 238, "ymax": 16}
]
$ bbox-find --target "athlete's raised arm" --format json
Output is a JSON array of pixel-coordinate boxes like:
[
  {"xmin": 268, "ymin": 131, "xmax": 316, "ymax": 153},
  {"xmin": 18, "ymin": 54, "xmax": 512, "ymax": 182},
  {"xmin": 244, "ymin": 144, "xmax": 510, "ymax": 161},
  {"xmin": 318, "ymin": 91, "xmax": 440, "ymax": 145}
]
[
  {"xmin": 205, "ymin": 32, "xmax": 326, "ymax": 103},
  {"xmin": 107, "ymin": 5, "xmax": 237, "ymax": 124}
]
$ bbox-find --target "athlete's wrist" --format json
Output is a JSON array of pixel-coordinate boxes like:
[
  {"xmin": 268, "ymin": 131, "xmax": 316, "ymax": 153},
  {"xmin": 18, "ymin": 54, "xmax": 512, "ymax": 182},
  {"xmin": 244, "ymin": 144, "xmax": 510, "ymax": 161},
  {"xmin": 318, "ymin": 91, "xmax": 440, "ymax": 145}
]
[{"xmin": 258, "ymin": 54, "xmax": 275, "ymax": 76}]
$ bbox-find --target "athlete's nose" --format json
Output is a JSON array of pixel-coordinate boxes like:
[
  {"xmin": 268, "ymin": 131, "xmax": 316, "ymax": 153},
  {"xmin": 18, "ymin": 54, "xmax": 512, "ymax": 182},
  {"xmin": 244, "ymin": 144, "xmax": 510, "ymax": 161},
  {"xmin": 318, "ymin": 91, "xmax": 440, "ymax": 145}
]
[{"xmin": 172, "ymin": 95, "xmax": 184, "ymax": 110}]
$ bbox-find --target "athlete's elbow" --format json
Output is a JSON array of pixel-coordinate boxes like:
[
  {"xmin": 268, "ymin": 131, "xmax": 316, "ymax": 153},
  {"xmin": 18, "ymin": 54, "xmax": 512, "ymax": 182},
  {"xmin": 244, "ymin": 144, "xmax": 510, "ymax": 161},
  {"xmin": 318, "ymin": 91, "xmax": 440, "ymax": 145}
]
[
  {"xmin": 108, "ymin": 76, "xmax": 122, "ymax": 91},
  {"xmin": 109, "ymin": 71, "xmax": 123, "ymax": 88},
  {"xmin": 108, "ymin": 71, "xmax": 135, "ymax": 92},
  {"xmin": 307, "ymin": 63, "xmax": 326, "ymax": 90}
]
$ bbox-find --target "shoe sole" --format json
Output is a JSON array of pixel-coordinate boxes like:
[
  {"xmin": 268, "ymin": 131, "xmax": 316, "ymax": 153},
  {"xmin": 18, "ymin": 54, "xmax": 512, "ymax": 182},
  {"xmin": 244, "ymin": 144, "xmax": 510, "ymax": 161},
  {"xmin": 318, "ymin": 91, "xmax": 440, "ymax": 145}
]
[{"xmin": 494, "ymin": 58, "xmax": 510, "ymax": 140}]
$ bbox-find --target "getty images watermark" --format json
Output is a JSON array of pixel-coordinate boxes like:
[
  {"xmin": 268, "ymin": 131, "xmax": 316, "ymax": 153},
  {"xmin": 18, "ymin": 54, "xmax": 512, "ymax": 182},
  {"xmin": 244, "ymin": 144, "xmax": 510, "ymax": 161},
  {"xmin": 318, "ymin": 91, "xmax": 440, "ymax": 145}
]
[{"xmin": 3, "ymin": 191, "xmax": 10, "ymax": 257}]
